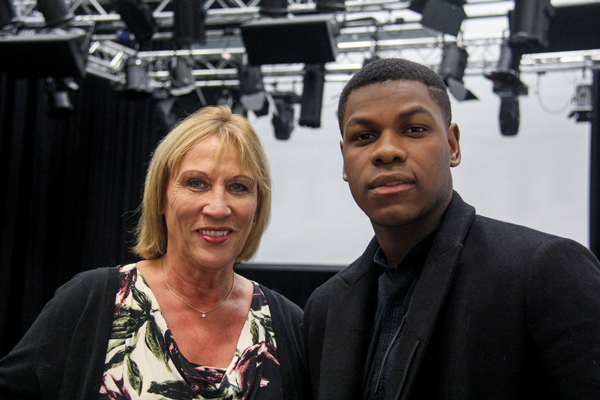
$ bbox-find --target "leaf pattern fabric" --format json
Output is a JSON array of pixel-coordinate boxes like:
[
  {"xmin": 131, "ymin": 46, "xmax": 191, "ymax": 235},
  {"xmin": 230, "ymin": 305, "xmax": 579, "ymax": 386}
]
[{"xmin": 99, "ymin": 264, "xmax": 283, "ymax": 400}]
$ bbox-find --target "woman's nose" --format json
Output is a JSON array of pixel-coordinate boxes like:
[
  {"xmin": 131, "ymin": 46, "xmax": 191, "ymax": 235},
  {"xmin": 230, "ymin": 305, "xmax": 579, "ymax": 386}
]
[{"xmin": 202, "ymin": 190, "xmax": 232, "ymax": 219}]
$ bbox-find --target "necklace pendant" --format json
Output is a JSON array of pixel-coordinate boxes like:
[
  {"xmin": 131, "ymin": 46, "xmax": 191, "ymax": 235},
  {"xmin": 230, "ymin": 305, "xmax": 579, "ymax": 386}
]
[{"xmin": 202, "ymin": 312, "xmax": 206, "ymax": 318}]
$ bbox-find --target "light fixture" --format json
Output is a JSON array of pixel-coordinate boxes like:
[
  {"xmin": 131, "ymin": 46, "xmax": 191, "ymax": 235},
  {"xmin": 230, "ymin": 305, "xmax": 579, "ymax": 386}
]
[
  {"xmin": 315, "ymin": 0, "xmax": 346, "ymax": 13},
  {"xmin": 568, "ymin": 83, "xmax": 593, "ymax": 123},
  {"xmin": 169, "ymin": 57, "xmax": 196, "ymax": 97},
  {"xmin": 37, "ymin": 0, "xmax": 73, "ymax": 27},
  {"xmin": 241, "ymin": 15, "xmax": 338, "ymax": 65},
  {"xmin": 272, "ymin": 93, "xmax": 298, "ymax": 140},
  {"xmin": 239, "ymin": 65, "xmax": 267, "ymax": 113},
  {"xmin": 509, "ymin": 0, "xmax": 555, "ymax": 51},
  {"xmin": 0, "ymin": 0, "xmax": 18, "ymax": 28},
  {"xmin": 46, "ymin": 77, "xmax": 79, "ymax": 118},
  {"xmin": 499, "ymin": 96, "xmax": 520, "ymax": 136},
  {"xmin": 299, "ymin": 63, "xmax": 326, "ymax": 128},
  {"xmin": 112, "ymin": 0, "xmax": 157, "ymax": 45},
  {"xmin": 485, "ymin": 41, "xmax": 528, "ymax": 136},
  {"xmin": 438, "ymin": 43, "xmax": 477, "ymax": 101},
  {"xmin": 260, "ymin": 0, "xmax": 288, "ymax": 17},
  {"xmin": 409, "ymin": 0, "xmax": 466, "ymax": 37},
  {"xmin": 173, "ymin": 0, "xmax": 206, "ymax": 46},
  {"xmin": 122, "ymin": 57, "xmax": 152, "ymax": 97}
]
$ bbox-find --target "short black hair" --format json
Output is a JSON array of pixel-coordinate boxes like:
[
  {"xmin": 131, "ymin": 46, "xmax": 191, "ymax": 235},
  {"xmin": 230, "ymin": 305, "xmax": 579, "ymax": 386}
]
[{"xmin": 337, "ymin": 58, "xmax": 452, "ymax": 133}]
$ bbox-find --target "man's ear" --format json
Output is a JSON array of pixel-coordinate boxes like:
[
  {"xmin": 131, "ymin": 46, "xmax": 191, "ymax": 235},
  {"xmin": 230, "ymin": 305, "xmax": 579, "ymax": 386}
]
[
  {"xmin": 340, "ymin": 139, "xmax": 348, "ymax": 181},
  {"xmin": 447, "ymin": 123, "xmax": 461, "ymax": 167}
]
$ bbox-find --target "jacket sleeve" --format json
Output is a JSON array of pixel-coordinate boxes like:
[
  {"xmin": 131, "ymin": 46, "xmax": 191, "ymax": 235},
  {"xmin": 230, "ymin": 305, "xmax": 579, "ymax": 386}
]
[
  {"xmin": 526, "ymin": 237, "xmax": 600, "ymax": 398},
  {"xmin": 261, "ymin": 285, "xmax": 309, "ymax": 400},
  {"xmin": 0, "ymin": 267, "xmax": 118, "ymax": 400}
]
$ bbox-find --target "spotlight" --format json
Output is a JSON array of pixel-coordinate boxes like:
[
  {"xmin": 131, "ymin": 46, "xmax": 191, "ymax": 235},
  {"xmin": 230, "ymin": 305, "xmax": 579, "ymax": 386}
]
[
  {"xmin": 409, "ymin": 0, "xmax": 466, "ymax": 37},
  {"xmin": 438, "ymin": 43, "xmax": 477, "ymax": 101},
  {"xmin": 169, "ymin": 57, "xmax": 196, "ymax": 97},
  {"xmin": 46, "ymin": 77, "xmax": 79, "ymax": 118},
  {"xmin": 260, "ymin": 0, "xmax": 288, "ymax": 17},
  {"xmin": 509, "ymin": 0, "xmax": 555, "ymax": 51},
  {"xmin": 173, "ymin": 0, "xmax": 206, "ymax": 45},
  {"xmin": 272, "ymin": 93, "xmax": 297, "ymax": 140},
  {"xmin": 37, "ymin": 0, "xmax": 74, "ymax": 27},
  {"xmin": 299, "ymin": 63, "xmax": 326, "ymax": 128},
  {"xmin": 568, "ymin": 83, "xmax": 593, "ymax": 123},
  {"xmin": 0, "ymin": 0, "xmax": 18, "ymax": 28},
  {"xmin": 122, "ymin": 57, "xmax": 152, "ymax": 97},
  {"xmin": 315, "ymin": 0, "xmax": 346, "ymax": 13},
  {"xmin": 239, "ymin": 65, "xmax": 267, "ymax": 112},
  {"xmin": 112, "ymin": 0, "xmax": 157, "ymax": 45},
  {"xmin": 499, "ymin": 96, "xmax": 520, "ymax": 136},
  {"xmin": 241, "ymin": 15, "xmax": 338, "ymax": 65},
  {"xmin": 485, "ymin": 41, "xmax": 528, "ymax": 98}
]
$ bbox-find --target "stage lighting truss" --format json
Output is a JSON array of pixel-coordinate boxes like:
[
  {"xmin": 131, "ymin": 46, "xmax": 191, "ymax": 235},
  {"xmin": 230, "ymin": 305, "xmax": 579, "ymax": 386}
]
[{"xmin": 5, "ymin": 0, "xmax": 600, "ymax": 94}]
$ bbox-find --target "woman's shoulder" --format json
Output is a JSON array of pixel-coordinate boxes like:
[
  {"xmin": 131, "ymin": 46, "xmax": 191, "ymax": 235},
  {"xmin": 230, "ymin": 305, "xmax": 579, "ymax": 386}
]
[{"xmin": 53, "ymin": 265, "xmax": 126, "ymax": 304}]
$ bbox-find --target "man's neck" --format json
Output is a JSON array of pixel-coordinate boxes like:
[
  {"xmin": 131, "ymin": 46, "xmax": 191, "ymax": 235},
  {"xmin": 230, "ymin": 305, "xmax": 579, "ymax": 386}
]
[{"xmin": 372, "ymin": 201, "xmax": 451, "ymax": 267}]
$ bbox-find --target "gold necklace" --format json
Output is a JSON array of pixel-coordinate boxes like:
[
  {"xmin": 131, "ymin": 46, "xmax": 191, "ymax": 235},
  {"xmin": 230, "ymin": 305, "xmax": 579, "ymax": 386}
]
[{"xmin": 161, "ymin": 262, "xmax": 235, "ymax": 318}]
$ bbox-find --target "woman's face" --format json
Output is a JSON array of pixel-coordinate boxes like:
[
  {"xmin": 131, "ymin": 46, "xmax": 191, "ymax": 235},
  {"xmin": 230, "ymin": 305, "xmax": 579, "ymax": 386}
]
[{"xmin": 163, "ymin": 135, "xmax": 258, "ymax": 270}]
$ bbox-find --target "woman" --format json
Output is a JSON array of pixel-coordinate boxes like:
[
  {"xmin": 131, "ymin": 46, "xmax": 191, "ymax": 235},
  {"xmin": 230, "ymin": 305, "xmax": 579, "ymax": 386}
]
[{"xmin": 0, "ymin": 106, "xmax": 307, "ymax": 399}]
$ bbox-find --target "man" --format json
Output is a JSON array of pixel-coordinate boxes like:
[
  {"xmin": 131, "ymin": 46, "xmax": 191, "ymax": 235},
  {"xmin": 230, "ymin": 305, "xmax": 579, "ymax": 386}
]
[{"xmin": 303, "ymin": 58, "xmax": 600, "ymax": 399}]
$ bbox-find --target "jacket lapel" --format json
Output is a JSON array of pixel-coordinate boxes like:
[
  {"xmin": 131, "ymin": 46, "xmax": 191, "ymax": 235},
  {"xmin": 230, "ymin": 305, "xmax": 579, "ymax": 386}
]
[
  {"xmin": 318, "ymin": 238, "xmax": 380, "ymax": 399},
  {"xmin": 385, "ymin": 192, "xmax": 476, "ymax": 400}
]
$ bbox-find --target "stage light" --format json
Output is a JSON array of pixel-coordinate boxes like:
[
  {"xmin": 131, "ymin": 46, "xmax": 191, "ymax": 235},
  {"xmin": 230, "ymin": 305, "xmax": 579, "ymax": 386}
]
[
  {"xmin": 46, "ymin": 77, "xmax": 78, "ymax": 118},
  {"xmin": 568, "ymin": 83, "xmax": 593, "ymax": 123},
  {"xmin": 169, "ymin": 57, "xmax": 196, "ymax": 97},
  {"xmin": 0, "ymin": 0, "xmax": 18, "ymax": 28},
  {"xmin": 509, "ymin": 0, "xmax": 555, "ymax": 51},
  {"xmin": 438, "ymin": 43, "xmax": 477, "ymax": 101},
  {"xmin": 122, "ymin": 57, "xmax": 152, "ymax": 97},
  {"xmin": 272, "ymin": 93, "xmax": 297, "ymax": 140},
  {"xmin": 485, "ymin": 42, "xmax": 528, "ymax": 98},
  {"xmin": 409, "ymin": 0, "xmax": 466, "ymax": 37},
  {"xmin": 37, "ymin": 0, "xmax": 73, "ymax": 27},
  {"xmin": 0, "ymin": 31, "xmax": 88, "ymax": 78},
  {"xmin": 112, "ymin": 0, "xmax": 157, "ymax": 45},
  {"xmin": 315, "ymin": 0, "xmax": 346, "ymax": 13},
  {"xmin": 173, "ymin": 0, "xmax": 206, "ymax": 46},
  {"xmin": 499, "ymin": 96, "xmax": 520, "ymax": 136},
  {"xmin": 239, "ymin": 65, "xmax": 267, "ymax": 112},
  {"xmin": 299, "ymin": 63, "xmax": 326, "ymax": 128},
  {"xmin": 241, "ymin": 15, "xmax": 338, "ymax": 65},
  {"xmin": 260, "ymin": 0, "xmax": 288, "ymax": 17}
]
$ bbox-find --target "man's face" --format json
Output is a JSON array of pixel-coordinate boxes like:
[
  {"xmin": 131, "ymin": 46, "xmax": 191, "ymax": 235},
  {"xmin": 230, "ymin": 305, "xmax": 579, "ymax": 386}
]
[{"xmin": 340, "ymin": 80, "xmax": 461, "ymax": 233}]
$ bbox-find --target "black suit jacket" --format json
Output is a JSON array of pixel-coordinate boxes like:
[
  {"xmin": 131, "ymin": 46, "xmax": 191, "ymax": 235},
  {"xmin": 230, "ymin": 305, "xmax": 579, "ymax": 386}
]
[{"xmin": 304, "ymin": 193, "xmax": 600, "ymax": 399}]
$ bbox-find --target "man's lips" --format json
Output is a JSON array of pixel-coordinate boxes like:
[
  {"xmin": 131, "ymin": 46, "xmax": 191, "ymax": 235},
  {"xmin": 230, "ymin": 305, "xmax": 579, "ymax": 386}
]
[
  {"xmin": 369, "ymin": 173, "xmax": 414, "ymax": 189},
  {"xmin": 197, "ymin": 228, "xmax": 232, "ymax": 244}
]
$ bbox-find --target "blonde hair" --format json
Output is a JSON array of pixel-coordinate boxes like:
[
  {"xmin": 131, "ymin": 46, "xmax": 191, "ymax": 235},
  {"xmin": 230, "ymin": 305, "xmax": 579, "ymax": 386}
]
[{"xmin": 133, "ymin": 105, "xmax": 271, "ymax": 262}]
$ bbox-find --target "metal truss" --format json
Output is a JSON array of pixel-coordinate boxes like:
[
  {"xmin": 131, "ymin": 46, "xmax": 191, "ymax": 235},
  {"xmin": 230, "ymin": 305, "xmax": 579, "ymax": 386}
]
[{"xmin": 6, "ymin": 0, "xmax": 600, "ymax": 92}]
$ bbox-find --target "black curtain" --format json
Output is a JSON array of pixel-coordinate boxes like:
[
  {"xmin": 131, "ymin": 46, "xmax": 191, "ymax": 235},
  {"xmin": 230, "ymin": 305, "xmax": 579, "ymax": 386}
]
[{"xmin": 0, "ymin": 73, "xmax": 167, "ymax": 357}]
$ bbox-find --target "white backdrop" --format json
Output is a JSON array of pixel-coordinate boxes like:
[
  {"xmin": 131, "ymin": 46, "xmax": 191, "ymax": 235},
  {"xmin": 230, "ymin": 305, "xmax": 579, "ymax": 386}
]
[{"xmin": 248, "ymin": 70, "xmax": 591, "ymax": 266}]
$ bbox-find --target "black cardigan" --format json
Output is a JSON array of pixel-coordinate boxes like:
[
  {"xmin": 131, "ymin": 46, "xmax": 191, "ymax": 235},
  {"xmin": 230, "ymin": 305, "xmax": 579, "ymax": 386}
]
[{"xmin": 0, "ymin": 266, "xmax": 308, "ymax": 400}]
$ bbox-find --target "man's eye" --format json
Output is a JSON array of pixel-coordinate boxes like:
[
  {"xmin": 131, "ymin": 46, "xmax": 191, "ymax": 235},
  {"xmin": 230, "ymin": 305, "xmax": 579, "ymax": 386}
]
[
  {"xmin": 407, "ymin": 127, "xmax": 426, "ymax": 134},
  {"xmin": 354, "ymin": 132, "xmax": 375, "ymax": 141}
]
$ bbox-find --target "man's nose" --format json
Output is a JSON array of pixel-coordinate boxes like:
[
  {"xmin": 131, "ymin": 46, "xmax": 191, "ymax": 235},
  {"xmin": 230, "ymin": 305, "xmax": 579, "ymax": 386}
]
[{"xmin": 371, "ymin": 130, "xmax": 407, "ymax": 164}]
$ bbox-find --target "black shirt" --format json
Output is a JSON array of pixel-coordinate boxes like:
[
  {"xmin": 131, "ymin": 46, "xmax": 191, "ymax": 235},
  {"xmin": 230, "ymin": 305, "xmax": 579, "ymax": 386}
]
[{"xmin": 363, "ymin": 234, "xmax": 434, "ymax": 400}]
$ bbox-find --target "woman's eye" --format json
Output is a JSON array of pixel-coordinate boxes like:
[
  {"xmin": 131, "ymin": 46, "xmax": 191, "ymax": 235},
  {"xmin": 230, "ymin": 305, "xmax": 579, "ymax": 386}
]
[
  {"xmin": 187, "ymin": 179, "xmax": 207, "ymax": 190},
  {"xmin": 229, "ymin": 182, "xmax": 250, "ymax": 193}
]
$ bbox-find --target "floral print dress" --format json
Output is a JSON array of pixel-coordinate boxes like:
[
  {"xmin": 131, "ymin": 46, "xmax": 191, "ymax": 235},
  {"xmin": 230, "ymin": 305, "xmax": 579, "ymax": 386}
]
[{"xmin": 99, "ymin": 264, "xmax": 283, "ymax": 400}]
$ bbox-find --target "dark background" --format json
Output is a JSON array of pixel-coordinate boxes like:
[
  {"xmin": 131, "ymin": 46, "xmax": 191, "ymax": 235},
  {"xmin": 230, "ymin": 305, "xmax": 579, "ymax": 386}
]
[{"xmin": 0, "ymin": 73, "xmax": 339, "ymax": 358}]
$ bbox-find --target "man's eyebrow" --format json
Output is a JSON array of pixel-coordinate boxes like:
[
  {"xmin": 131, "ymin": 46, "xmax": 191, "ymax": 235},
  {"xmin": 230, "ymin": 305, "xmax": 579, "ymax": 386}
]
[
  {"xmin": 344, "ymin": 117, "xmax": 377, "ymax": 132},
  {"xmin": 397, "ymin": 106, "xmax": 435, "ymax": 121}
]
